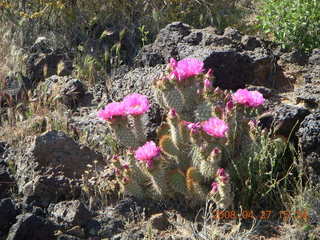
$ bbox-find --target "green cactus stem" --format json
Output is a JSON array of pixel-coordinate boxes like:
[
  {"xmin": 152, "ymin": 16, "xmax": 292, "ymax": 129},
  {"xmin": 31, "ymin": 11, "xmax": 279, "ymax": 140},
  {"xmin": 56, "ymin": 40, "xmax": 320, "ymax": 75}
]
[
  {"xmin": 167, "ymin": 169, "xmax": 188, "ymax": 196},
  {"xmin": 162, "ymin": 88, "xmax": 185, "ymax": 113},
  {"xmin": 132, "ymin": 115, "xmax": 147, "ymax": 145}
]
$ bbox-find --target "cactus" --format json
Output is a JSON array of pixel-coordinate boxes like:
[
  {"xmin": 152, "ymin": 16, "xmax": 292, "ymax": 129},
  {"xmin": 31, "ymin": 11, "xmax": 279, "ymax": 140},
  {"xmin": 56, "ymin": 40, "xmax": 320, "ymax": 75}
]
[{"xmin": 99, "ymin": 57, "xmax": 277, "ymax": 210}]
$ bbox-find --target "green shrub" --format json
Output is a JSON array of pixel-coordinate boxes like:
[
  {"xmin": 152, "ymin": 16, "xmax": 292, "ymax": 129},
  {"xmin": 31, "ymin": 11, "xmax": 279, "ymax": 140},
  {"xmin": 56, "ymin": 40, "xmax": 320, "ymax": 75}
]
[{"xmin": 258, "ymin": 0, "xmax": 320, "ymax": 52}]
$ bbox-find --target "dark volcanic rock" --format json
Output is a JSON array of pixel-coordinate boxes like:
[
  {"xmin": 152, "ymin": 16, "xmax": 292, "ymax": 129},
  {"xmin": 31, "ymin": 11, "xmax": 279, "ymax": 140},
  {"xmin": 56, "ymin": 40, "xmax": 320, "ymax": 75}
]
[
  {"xmin": 279, "ymin": 50, "xmax": 308, "ymax": 65},
  {"xmin": 6, "ymin": 213, "xmax": 56, "ymax": 240},
  {"xmin": 26, "ymin": 37, "xmax": 72, "ymax": 85},
  {"xmin": 14, "ymin": 131, "xmax": 102, "ymax": 206},
  {"xmin": 0, "ymin": 164, "xmax": 14, "ymax": 198},
  {"xmin": 48, "ymin": 200, "xmax": 91, "ymax": 227},
  {"xmin": 35, "ymin": 75, "xmax": 86, "ymax": 109},
  {"xmin": 134, "ymin": 22, "xmax": 276, "ymax": 90},
  {"xmin": 308, "ymin": 48, "xmax": 320, "ymax": 65},
  {"xmin": 295, "ymin": 65, "xmax": 320, "ymax": 108},
  {"xmin": 272, "ymin": 104, "xmax": 310, "ymax": 139},
  {"xmin": 0, "ymin": 198, "xmax": 19, "ymax": 234},
  {"xmin": 296, "ymin": 111, "xmax": 320, "ymax": 183},
  {"xmin": 86, "ymin": 215, "xmax": 124, "ymax": 238}
]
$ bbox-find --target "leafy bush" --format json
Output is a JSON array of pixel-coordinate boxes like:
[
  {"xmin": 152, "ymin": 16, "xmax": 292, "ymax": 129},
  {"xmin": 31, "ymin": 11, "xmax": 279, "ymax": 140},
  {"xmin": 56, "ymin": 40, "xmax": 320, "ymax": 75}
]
[
  {"xmin": 97, "ymin": 58, "xmax": 291, "ymax": 209},
  {"xmin": 258, "ymin": 0, "xmax": 320, "ymax": 52}
]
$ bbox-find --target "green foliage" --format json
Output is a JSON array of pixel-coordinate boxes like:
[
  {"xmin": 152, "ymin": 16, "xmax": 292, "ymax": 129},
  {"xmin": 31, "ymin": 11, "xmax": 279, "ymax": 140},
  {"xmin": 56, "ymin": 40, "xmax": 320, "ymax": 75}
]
[{"xmin": 258, "ymin": 0, "xmax": 320, "ymax": 52}]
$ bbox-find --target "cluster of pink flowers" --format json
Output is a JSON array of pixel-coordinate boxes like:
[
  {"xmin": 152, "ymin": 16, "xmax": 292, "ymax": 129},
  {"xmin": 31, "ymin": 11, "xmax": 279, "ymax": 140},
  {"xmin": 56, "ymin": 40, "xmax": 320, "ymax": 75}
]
[
  {"xmin": 98, "ymin": 93, "xmax": 150, "ymax": 121},
  {"xmin": 169, "ymin": 58, "xmax": 204, "ymax": 81},
  {"xmin": 232, "ymin": 89, "xmax": 265, "ymax": 107},
  {"xmin": 134, "ymin": 141, "xmax": 161, "ymax": 168},
  {"xmin": 201, "ymin": 117, "xmax": 229, "ymax": 138}
]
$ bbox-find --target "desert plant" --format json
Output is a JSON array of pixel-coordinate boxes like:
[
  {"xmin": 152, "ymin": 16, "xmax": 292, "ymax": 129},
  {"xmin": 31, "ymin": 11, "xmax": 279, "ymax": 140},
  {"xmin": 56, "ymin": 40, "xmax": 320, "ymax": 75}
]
[
  {"xmin": 97, "ymin": 57, "xmax": 289, "ymax": 209},
  {"xmin": 258, "ymin": 0, "xmax": 320, "ymax": 52}
]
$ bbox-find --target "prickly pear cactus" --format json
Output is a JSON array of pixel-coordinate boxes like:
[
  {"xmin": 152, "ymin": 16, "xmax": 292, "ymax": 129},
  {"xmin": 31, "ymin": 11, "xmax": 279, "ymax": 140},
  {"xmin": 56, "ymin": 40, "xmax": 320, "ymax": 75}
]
[{"xmin": 99, "ymin": 58, "xmax": 268, "ymax": 209}]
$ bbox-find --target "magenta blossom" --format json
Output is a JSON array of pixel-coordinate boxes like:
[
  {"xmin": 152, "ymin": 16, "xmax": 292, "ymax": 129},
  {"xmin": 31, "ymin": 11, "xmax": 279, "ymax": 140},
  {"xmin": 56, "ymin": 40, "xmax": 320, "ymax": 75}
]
[
  {"xmin": 134, "ymin": 141, "xmax": 161, "ymax": 168},
  {"xmin": 232, "ymin": 89, "xmax": 251, "ymax": 105},
  {"xmin": 247, "ymin": 91, "xmax": 265, "ymax": 107},
  {"xmin": 202, "ymin": 117, "xmax": 229, "ymax": 138},
  {"xmin": 169, "ymin": 58, "xmax": 204, "ymax": 81},
  {"xmin": 232, "ymin": 89, "xmax": 265, "ymax": 107},
  {"xmin": 97, "ymin": 102, "xmax": 126, "ymax": 121},
  {"xmin": 123, "ymin": 93, "xmax": 150, "ymax": 115},
  {"xmin": 217, "ymin": 168, "xmax": 229, "ymax": 183},
  {"xmin": 183, "ymin": 121, "xmax": 202, "ymax": 133},
  {"xmin": 211, "ymin": 181, "xmax": 219, "ymax": 193}
]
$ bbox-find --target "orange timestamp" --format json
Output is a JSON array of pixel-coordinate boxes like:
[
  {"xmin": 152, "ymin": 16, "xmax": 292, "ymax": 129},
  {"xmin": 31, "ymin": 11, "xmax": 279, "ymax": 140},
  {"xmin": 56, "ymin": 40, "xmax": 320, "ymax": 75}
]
[{"xmin": 212, "ymin": 210, "xmax": 310, "ymax": 221}]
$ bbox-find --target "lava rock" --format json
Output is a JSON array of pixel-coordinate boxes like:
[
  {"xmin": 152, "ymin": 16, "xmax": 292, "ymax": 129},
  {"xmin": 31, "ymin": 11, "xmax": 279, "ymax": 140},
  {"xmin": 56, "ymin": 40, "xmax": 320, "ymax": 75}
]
[
  {"xmin": 149, "ymin": 213, "xmax": 170, "ymax": 231},
  {"xmin": 26, "ymin": 41, "xmax": 73, "ymax": 85},
  {"xmin": 48, "ymin": 200, "xmax": 91, "ymax": 227},
  {"xmin": 13, "ymin": 131, "xmax": 102, "ymax": 207},
  {"xmin": 241, "ymin": 35, "xmax": 262, "ymax": 51},
  {"xmin": 272, "ymin": 104, "xmax": 310, "ymax": 139},
  {"xmin": 134, "ymin": 22, "xmax": 276, "ymax": 90},
  {"xmin": 6, "ymin": 213, "xmax": 56, "ymax": 240},
  {"xmin": 0, "ymin": 198, "xmax": 19, "ymax": 234},
  {"xmin": 85, "ymin": 216, "xmax": 124, "ymax": 238},
  {"xmin": 36, "ymin": 75, "xmax": 85, "ymax": 109},
  {"xmin": 308, "ymin": 48, "xmax": 320, "ymax": 65},
  {"xmin": 0, "ymin": 164, "xmax": 14, "ymax": 198},
  {"xmin": 279, "ymin": 50, "xmax": 308, "ymax": 65},
  {"xmin": 296, "ymin": 111, "xmax": 320, "ymax": 184}
]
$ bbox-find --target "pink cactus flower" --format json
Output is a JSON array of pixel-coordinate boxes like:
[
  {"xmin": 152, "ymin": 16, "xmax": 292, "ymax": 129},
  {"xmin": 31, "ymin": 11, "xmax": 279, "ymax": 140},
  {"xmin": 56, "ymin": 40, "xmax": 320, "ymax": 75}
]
[
  {"xmin": 97, "ymin": 102, "xmax": 126, "ymax": 121},
  {"xmin": 232, "ymin": 89, "xmax": 265, "ymax": 107},
  {"xmin": 123, "ymin": 93, "xmax": 150, "ymax": 115},
  {"xmin": 183, "ymin": 121, "xmax": 202, "ymax": 133},
  {"xmin": 232, "ymin": 89, "xmax": 251, "ymax": 105},
  {"xmin": 134, "ymin": 141, "xmax": 161, "ymax": 168},
  {"xmin": 202, "ymin": 117, "xmax": 229, "ymax": 138},
  {"xmin": 217, "ymin": 168, "xmax": 229, "ymax": 183},
  {"xmin": 169, "ymin": 58, "xmax": 204, "ymax": 81},
  {"xmin": 247, "ymin": 90, "xmax": 265, "ymax": 107},
  {"xmin": 211, "ymin": 181, "xmax": 219, "ymax": 193}
]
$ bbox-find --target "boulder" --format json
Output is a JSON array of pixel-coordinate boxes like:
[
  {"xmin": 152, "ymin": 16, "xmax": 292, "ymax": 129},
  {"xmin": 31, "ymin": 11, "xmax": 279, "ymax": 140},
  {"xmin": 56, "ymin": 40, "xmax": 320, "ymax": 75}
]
[
  {"xmin": 35, "ymin": 75, "xmax": 85, "ymax": 109},
  {"xmin": 13, "ymin": 131, "xmax": 102, "ymax": 206},
  {"xmin": 0, "ymin": 163, "xmax": 14, "ymax": 198},
  {"xmin": 134, "ymin": 22, "xmax": 276, "ymax": 90},
  {"xmin": 26, "ymin": 37, "xmax": 73, "ymax": 85},
  {"xmin": 295, "ymin": 65, "xmax": 320, "ymax": 109},
  {"xmin": 296, "ymin": 111, "xmax": 320, "ymax": 184},
  {"xmin": 6, "ymin": 213, "xmax": 56, "ymax": 240},
  {"xmin": 0, "ymin": 198, "xmax": 19, "ymax": 235},
  {"xmin": 48, "ymin": 200, "xmax": 91, "ymax": 227}
]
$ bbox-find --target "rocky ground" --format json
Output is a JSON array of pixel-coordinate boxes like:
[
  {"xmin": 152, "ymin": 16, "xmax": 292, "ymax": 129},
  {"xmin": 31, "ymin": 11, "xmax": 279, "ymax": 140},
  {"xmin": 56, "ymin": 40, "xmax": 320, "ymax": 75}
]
[{"xmin": 1, "ymin": 22, "xmax": 320, "ymax": 239}]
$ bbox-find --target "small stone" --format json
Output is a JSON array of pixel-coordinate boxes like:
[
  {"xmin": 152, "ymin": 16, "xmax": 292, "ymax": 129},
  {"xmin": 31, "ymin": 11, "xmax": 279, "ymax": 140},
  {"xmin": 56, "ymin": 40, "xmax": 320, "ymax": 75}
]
[
  {"xmin": 149, "ymin": 213, "xmax": 170, "ymax": 231},
  {"xmin": 49, "ymin": 200, "xmax": 91, "ymax": 227}
]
